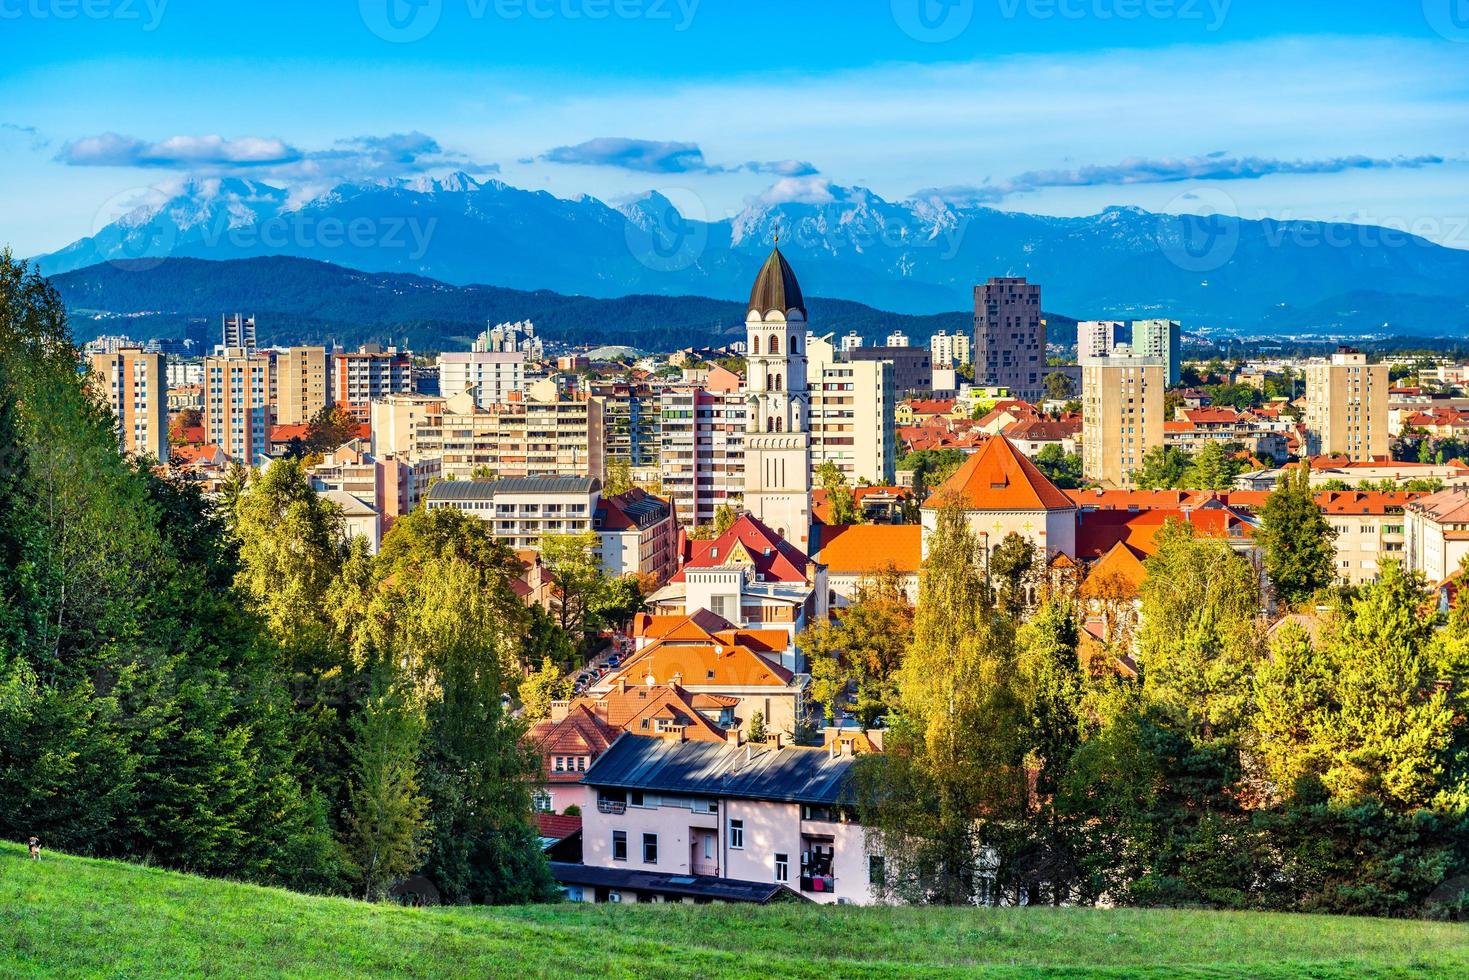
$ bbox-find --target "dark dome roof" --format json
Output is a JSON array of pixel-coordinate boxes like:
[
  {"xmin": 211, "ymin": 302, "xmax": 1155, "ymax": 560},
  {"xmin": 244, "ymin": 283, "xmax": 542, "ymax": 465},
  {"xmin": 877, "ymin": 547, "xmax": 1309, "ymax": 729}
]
[{"xmin": 748, "ymin": 247, "xmax": 806, "ymax": 318}]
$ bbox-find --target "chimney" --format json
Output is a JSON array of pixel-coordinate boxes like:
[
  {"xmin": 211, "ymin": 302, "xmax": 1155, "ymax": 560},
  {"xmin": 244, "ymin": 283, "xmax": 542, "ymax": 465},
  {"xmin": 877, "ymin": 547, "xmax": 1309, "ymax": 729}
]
[
  {"xmin": 745, "ymin": 743, "xmax": 756, "ymax": 763},
  {"xmin": 841, "ymin": 739, "xmax": 853, "ymax": 758},
  {"xmin": 617, "ymin": 676, "xmax": 627, "ymax": 695},
  {"xmin": 550, "ymin": 700, "xmax": 570, "ymax": 723},
  {"xmin": 671, "ymin": 671, "xmax": 682, "ymax": 687},
  {"xmin": 772, "ymin": 732, "xmax": 783, "ymax": 750},
  {"xmin": 735, "ymin": 727, "xmax": 745, "ymax": 746},
  {"xmin": 829, "ymin": 739, "xmax": 839, "ymax": 759}
]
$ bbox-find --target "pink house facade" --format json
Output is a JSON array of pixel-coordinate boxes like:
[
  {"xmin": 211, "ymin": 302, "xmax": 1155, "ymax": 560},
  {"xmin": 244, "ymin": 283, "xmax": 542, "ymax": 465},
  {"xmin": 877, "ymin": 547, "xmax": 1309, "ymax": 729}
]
[{"xmin": 554, "ymin": 734, "xmax": 880, "ymax": 905}]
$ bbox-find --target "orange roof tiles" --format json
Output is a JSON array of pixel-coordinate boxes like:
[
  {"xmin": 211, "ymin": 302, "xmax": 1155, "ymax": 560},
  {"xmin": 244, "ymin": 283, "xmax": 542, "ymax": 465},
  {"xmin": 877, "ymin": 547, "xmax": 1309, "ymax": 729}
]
[
  {"xmin": 813, "ymin": 524, "xmax": 922, "ymax": 574},
  {"xmin": 929, "ymin": 435, "xmax": 1076, "ymax": 512},
  {"xmin": 1080, "ymin": 541, "xmax": 1149, "ymax": 598},
  {"xmin": 609, "ymin": 635, "xmax": 794, "ymax": 689}
]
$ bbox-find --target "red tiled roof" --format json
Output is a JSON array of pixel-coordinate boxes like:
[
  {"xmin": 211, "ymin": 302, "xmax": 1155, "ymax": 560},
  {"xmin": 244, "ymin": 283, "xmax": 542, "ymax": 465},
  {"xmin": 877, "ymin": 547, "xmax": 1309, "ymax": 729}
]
[
  {"xmin": 269, "ymin": 423, "xmax": 310, "ymax": 443},
  {"xmin": 527, "ymin": 704, "xmax": 618, "ymax": 782},
  {"xmin": 1003, "ymin": 418, "xmax": 1080, "ymax": 441},
  {"xmin": 906, "ymin": 398, "xmax": 958, "ymax": 415},
  {"xmin": 535, "ymin": 812, "xmax": 583, "ymax": 840},
  {"xmin": 671, "ymin": 513, "xmax": 809, "ymax": 584},
  {"xmin": 1080, "ymin": 541, "xmax": 1149, "ymax": 597},
  {"xmin": 1076, "ymin": 506, "xmax": 1253, "ymax": 559},
  {"xmin": 929, "ymin": 435, "xmax": 1076, "ymax": 512}
]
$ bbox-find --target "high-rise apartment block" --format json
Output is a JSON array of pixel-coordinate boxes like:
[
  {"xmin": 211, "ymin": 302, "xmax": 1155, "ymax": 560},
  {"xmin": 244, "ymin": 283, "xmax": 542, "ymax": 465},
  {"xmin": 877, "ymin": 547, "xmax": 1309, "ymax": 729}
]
[
  {"xmin": 658, "ymin": 367, "xmax": 746, "ymax": 530},
  {"xmin": 1130, "ymin": 319, "xmax": 1181, "ymax": 385},
  {"xmin": 1076, "ymin": 320, "xmax": 1123, "ymax": 361},
  {"xmin": 333, "ymin": 346, "xmax": 413, "ymax": 421},
  {"xmin": 221, "ymin": 314, "xmax": 256, "ymax": 352},
  {"xmin": 808, "ymin": 335, "xmax": 895, "ymax": 484},
  {"xmin": 370, "ymin": 393, "xmax": 445, "ymax": 459},
  {"xmin": 1305, "ymin": 347, "xmax": 1388, "ymax": 462},
  {"xmin": 89, "ymin": 348, "xmax": 168, "ymax": 461},
  {"xmin": 204, "ymin": 347, "xmax": 273, "ymax": 461},
  {"xmin": 437, "ymin": 380, "xmax": 604, "ymax": 482},
  {"xmin": 886, "ymin": 331, "xmax": 910, "ymax": 348},
  {"xmin": 275, "ymin": 346, "xmax": 331, "ymax": 425},
  {"xmin": 1082, "ymin": 356, "xmax": 1164, "ymax": 488},
  {"xmin": 587, "ymin": 381, "xmax": 659, "ymax": 469},
  {"xmin": 437, "ymin": 351, "xmax": 527, "ymax": 409},
  {"xmin": 929, "ymin": 330, "xmax": 971, "ymax": 367},
  {"xmin": 840, "ymin": 331, "xmax": 864, "ymax": 353},
  {"xmin": 974, "ymin": 277, "xmax": 1046, "ymax": 401}
]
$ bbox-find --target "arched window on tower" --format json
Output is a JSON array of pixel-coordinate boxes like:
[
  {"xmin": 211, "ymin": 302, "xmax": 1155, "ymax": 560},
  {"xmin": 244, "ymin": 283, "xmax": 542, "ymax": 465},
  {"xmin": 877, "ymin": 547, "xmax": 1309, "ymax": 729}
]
[
  {"xmin": 767, "ymin": 416, "xmax": 776, "ymax": 433},
  {"xmin": 793, "ymin": 337, "xmax": 801, "ymax": 355},
  {"xmin": 769, "ymin": 335, "xmax": 780, "ymax": 355},
  {"xmin": 775, "ymin": 416, "xmax": 784, "ymax": 433},
  {"xmin": 774, "ymin": 374, "xmax": 783, "ymax": 392},
  {"xmin": 751, "ymin": 336, "xmax": 760, "ymax": 355}
]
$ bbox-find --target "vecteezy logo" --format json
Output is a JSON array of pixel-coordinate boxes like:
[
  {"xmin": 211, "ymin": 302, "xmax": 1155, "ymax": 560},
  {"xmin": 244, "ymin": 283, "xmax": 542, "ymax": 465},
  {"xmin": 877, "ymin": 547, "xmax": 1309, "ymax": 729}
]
[
  {"xmin": 624, "ymin": 189, "xmax": 708, "ymax": 274},
  {"xmin": 360, "ymin": 0, "xmax": 442, "ymax": 43},
  {"xmin": 891, "ymin": 0, "xmax": 973, "ymax": 42},
  {"xmin": 93, "ymin": 186, "xmax": 177, "ymax": 273},
  {"xmin": 1155, "ymin": 188, "xmax": 1240, "ymax": 274},
  {"xmin": 1423, "ymin": 0, "xmax": 1469, "ymax": 41}
]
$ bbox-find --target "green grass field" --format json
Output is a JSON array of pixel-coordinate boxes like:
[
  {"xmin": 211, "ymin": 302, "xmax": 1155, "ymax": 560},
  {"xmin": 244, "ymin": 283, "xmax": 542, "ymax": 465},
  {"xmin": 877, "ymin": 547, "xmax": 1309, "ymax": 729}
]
[{"xmin": 1, "ymin": 841, "xmax": 1465, "ymax": 978}]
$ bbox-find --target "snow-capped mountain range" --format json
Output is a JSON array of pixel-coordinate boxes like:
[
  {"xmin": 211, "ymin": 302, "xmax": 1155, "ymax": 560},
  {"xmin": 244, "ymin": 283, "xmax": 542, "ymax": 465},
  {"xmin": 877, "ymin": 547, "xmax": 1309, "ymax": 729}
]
[{"xmin": 33, "ymin": 172, "xmax": 1469, "ymax": 333}]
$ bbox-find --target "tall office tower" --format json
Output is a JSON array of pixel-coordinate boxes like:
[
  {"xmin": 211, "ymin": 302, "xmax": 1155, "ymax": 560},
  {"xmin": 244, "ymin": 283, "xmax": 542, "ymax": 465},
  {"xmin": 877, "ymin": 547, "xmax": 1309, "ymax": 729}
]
[
  {"xmin": 807, "ymin": 335, "xmax": 895, "ymax": 485},
  {"xmin": 437, "ymin": 351, "xmax": 527, "ymax": 409},
  {"xmin": 886, "ymin": 330, "xmax": 910, "ymax": 348},
  {"xmin": 89, "ymin": 348, "xmax": 168, "ymax": 461},
  {"xmin": 743, "ymin": 247, "xmax": 813, "ymax": 551},
  {"xmin": 275, "ymin": 346, "xmax": 332, "ymax": 425},
  {"xmin": 221, "ymin": 314, "xmax": 257, "ymax": 352},
  {"xmin": 929, "ymin": 329, "xmax": 971, "ymax": 367},
  {"xmin": 1081, "ymin": 356, "xmax": 1164, "ymax": 488},
  {"xmin": 204, "ymin": 347, "xmax": 274, "ymax": 461},
  {"xmin": 1131, "ymin": 319, "xmax": 1182, "ymax": 385},
  {"xmin": 1076, "ymin": 320, "xmax": 1123, "ymax": 362},
  {"xmin": 973, "ymin": 276, "xmax": 1046, "ymax": 401},
  {"xmin": 1305, "ymin": 346, "xmax": 1388, "ymax": 462},
  {"xmin": 333, "ymin": 345, "xmax": 414, "ymax": 421}
]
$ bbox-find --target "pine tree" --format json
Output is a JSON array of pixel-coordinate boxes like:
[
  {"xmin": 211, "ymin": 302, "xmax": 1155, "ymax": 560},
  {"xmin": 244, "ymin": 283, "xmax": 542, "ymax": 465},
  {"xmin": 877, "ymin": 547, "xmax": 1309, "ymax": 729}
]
[
  {"xmin": 346, "ymin": 683, "xmax": 431, "ymax": 901},
  {"xmin": 1257, "ymin": 462, "xmax": 1337, "ymax": 606}
]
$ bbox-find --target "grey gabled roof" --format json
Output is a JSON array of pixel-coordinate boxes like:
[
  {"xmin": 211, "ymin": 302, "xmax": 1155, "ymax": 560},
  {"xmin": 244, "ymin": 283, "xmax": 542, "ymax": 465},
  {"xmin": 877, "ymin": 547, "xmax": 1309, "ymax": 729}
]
[
  {"xmin": 548, "ymin": 862, "xmax": 804, "ymax": 904},
  {"xmin": 581, "ymin": 734, "xmax": 856, "ymax": 806},
  {"xmin": 425, "ymin": 476, "xmax": 600, "ymax": 501}
]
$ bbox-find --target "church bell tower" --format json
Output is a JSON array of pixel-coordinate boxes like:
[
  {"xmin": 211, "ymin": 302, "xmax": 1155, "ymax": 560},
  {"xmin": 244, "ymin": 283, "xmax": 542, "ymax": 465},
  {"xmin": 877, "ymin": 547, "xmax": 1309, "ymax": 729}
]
[{"xmin": 743, "ymin": 246, "xmax": 812, "ymax": 551}]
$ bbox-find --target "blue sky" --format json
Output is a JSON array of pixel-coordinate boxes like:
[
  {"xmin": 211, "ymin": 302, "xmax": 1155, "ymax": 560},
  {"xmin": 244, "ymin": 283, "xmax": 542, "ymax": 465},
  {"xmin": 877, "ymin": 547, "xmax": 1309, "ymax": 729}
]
[{"xmin": 2, "ymin": 0, "xmax": 1467, "ymax": 255}]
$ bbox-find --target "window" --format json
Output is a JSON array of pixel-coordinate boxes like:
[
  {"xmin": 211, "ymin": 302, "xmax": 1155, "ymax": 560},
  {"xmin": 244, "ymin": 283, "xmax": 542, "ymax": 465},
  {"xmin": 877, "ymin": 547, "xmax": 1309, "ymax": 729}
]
[
  {"xmin": 729, "ymin": 819, "xmax": 744, "ymax": 849},
  {"xmin": 643, "ymin": 833, "xmax": 659, "ymax": 864},
  {"xmin": 774, "ymin": 853, "xmax": 789, "ymax": 883},
  {"xmin": 532, "ymin": 791, "xmax": 552, "ymax": 813},
  {"xmin": 869, "ymin": 854, "xmax": 886, "ymax": 885},
  {"xmin": 630, "ymin": 791, "xmax": 645, "ymax": 808},
  {"xmin": 612, "ymin": 830, "xmax": 627, "ymax": 862}
]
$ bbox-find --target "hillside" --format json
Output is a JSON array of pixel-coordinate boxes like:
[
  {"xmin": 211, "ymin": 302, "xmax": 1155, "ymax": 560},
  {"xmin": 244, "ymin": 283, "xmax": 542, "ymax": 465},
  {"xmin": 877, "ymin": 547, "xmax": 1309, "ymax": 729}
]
[
  {"xmin": 51, "ymin": 256, "xmax": 978, "ymax": 352},
  {"xmin": 2, "ymin": 842, "xmax": 1466, "ymax": 978}
]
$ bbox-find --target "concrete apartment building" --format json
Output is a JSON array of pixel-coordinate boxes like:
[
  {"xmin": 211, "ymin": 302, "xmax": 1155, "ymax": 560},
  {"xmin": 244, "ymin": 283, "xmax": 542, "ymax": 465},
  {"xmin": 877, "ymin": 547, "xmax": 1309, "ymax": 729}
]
[
  {"xmin": 974, "ymin": 276, "xmax": 1046, "ymax": 402},
  {"xmin": 370, "ymin": 393, "xmax": 445, "ymax": 459},
  {"xmin": 1318, "ymin": 491, "xmax": 1413, "ymax": 586},
  {"xmin": 567, "ymin": 736, "xmax": 875, "ymax": 905},
  {"xmin": 425, "ymin": 476, "xmax": 674, "ymax": 582},
  {"xmin": 1131, "ymin": 319, "xmax": 1182, "ymax": 385},
  {"xmin": 333, "ymin": 346, "xmax": 414, "ymax": 421},
  {"xmin": 658, "ymin": 369, "xmax": 746, "ymax": 529},
  {"xmin": 808, "ymin": 335, "xmax": 895, "ymax": 485},
  {"xmin": 89, "ymin": 348, "xmax": 168, "ymax": 462},
  {"xmin": 204, "ymin": 347, "xmax": 273, "ymax": 461},
  {"xmin": 1076, "ymin": 320, "xmax": 1122, "ymax": 361},
  {"xmin": 221, "ymin": 313, "xmax": 256, "ymax": 351},
  {"xmin": 274, "ymin": 346, "xmax": 331, "ymax": 425},
  {"xmin": 437, "ymin": 350, "xmax": 526, "ymax": 409},
  {"xmin": 588, "ymin": 381, "xmax": 659, "ymax": 469},
  {"xmin": 1082, "ymin": 356, "xmax": 1165, "ymax": 488},
  {"xmin": 1305, "ymin": 347, "xmax": 1389, "ymax": 462},
  {"xmin": 1405, "ymin": 488, "xmax": 1469, "ymax": 585},
  {"xmin": 845, "ymin": 345, "xmax": 932, "ymax": 398},
  {"xmin": 437, "ymin": 380, "xmax": 605, "ymax": 482},
  {"xmin": 928, "ymin": 329, "xmax": 970, "ymax": 367}
]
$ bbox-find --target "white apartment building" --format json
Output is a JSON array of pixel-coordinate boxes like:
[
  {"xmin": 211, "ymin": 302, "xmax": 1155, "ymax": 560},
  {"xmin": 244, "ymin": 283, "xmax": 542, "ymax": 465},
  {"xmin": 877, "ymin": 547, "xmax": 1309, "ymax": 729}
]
[
  {"xmin": 1305, "ymin": 347, "xmax": 1388, "ymax": 462},
  {"xmin": 1076, "ymin": 320, "xmax": 1122, "ymax": 361},
  {"xmin": 929, "ymin": 330, "xmax": 971, "ymax": 367},
  {"xmin": 807, "ymin": 334, "xmax": 895, "ymax": 484},
  {"xmin": 1405, "ymin": 488, "xmax": 1469, "ymax": 585},
  {"xmin": 839, "ymin": 331, "xmax": 864, "ymax": 353},
  {"xmin": 426, "ymin": 476, "xmax": 599, "ymax": 551},
  {"xmin": 437, "ymin": 350, "xmax": 527, "ymax": 409},
  {"xmin": 885, "ymin": 331, "xmax": 910, "ymax": 348}
]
